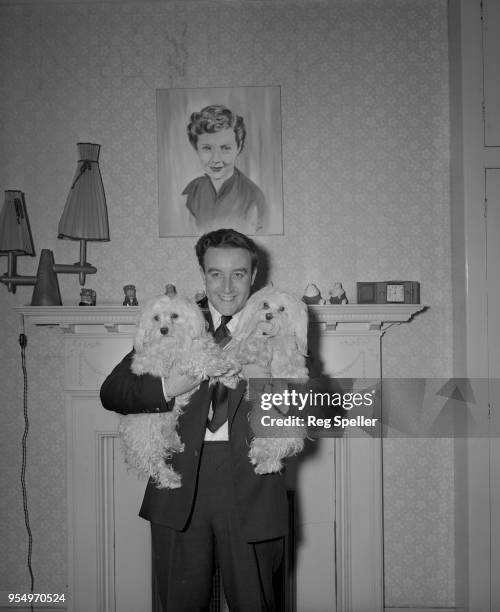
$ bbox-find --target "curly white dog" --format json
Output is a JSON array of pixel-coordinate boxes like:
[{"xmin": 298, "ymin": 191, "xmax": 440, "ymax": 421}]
[
  {"xmin": 229, "ymin": 285, "xmax": 309, "ymax": 474},
  {"xmin": 119, "ymin": 294, "xmax": 239, "ymax": 489}
]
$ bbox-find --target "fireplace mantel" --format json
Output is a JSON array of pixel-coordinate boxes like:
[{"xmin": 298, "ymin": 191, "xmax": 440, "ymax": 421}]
[{"xmin": 16, "ymin": 303, "xmax": 424, "ymax": 334}]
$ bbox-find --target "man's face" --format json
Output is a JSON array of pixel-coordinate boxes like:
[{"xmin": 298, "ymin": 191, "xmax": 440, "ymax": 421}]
[
  {"xmin": 200, "ymin": 247, "xmax": 256, "ymax": 316},
  {"xmin": 196, "ymin": 128, "xmax": 241, "ymax": 183}
]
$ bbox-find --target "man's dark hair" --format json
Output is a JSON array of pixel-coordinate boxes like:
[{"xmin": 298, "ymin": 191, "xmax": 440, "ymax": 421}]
[{"xmin": 195, "ymin": 228, "xmax": 258, "ymax": 272}]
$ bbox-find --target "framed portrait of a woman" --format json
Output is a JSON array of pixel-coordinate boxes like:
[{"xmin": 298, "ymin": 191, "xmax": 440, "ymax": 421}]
[{"xmin": 157, "ymin": 86, "xmax": 284, "ymax": 237}]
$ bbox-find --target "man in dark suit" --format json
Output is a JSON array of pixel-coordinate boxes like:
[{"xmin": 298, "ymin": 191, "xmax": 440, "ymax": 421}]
[{"xmin": 100, "ymin": 228, "xmax": 287, "ymax": 611}]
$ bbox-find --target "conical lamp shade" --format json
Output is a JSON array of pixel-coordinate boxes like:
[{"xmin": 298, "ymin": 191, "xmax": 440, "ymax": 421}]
[
  {"xmin": 58, "ymin": 143, "xmax": 109, "ymax": 241},
  {"xmin": 31, "ymin": 249, "xmax": 62, "ymax": 306},
  {"xmin": 0, "ymin": 190, "xmax": 35, "ymax": 254}
]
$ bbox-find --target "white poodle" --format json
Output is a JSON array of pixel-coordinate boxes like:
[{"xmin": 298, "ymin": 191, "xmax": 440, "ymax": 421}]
[
  {"xmin": 229, "ymin": 286, "xmax": 309, "ymax": 474},
  {"xmin": 119, "ymin": 294, "xmax": 239, "ymax": 489}
]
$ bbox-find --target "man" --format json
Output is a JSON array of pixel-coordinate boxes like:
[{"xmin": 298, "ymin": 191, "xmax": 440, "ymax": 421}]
[{"xmin": 100, "ymin": 228, "xmax": 287, "ymax": 611}]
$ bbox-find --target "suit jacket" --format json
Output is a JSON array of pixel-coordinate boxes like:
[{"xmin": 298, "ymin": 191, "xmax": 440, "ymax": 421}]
[{"xmin": 99, "ymin": 325, "xmax": 288, "ymax": 542}]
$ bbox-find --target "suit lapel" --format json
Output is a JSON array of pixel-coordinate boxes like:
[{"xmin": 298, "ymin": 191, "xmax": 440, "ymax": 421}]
[
  {"xmin": 228, "ymin": 380, "xmax": 247, "ymax": 429},
  {"xmin": 177, "ymin": 380, "xmax": 212, "ymax": 431}
]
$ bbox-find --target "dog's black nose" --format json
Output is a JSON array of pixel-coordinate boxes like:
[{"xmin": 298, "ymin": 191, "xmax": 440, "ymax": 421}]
[
  {"xmin": 160, "ymin": 327, "xmax": 169, "ymax": 335},
  {"xmin": 265, "ymin": 313, "xmax": 273, "ymax": 320}
]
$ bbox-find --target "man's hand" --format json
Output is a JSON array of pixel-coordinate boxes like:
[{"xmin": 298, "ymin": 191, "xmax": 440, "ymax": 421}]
[{"xmin": 163, "ymin": 372, "xmax": 202, "ymax": 400}]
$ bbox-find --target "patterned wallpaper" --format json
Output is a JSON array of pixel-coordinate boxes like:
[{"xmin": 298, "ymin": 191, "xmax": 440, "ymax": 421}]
[{"xmin": 0, "ymin": 0, "xmax": 454, "ymax": 607}]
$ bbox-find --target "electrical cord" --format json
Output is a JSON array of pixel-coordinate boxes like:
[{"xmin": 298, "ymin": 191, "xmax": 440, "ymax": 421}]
[{"xmin": 19, "ymin": 330, "xmax": 35, "ymax": 612}]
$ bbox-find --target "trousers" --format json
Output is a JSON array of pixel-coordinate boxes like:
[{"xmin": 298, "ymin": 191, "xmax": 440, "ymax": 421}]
[{"xmin": 151, "ymin": 442, "xmax": 284, "ymax": 611}]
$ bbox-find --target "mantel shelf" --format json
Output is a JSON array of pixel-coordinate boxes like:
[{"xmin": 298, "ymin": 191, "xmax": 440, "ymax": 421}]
[
  {"xmin": 308, "ymin": 303, "xmax": 425, "ymax": 327},
  {"xmin": 15, "ymin": 303, "xmax": 426, "ymax": 334}
]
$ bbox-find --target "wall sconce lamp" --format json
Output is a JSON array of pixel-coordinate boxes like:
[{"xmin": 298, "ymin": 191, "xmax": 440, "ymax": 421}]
[
  {"xmin": 1, "ymin": 143, "xmax": 109, "ymax": 301},
  {"xmin": 55, "ymin": 142, "xmax": 109, "ymax": 285},
  {"xmin": 0, "ymin": 190, "xmax": 36, "ymax": 293}
]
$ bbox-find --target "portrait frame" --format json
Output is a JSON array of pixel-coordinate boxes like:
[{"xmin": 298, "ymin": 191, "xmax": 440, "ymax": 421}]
[{"xmin": 157, "ymin": 86, "xmax": 284, "ymax": 237}]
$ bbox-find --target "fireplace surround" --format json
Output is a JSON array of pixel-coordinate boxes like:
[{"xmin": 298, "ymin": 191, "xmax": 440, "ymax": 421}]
[{"xmin": 16, "ymin": 303, "xmax": 423, "ymax": 612}]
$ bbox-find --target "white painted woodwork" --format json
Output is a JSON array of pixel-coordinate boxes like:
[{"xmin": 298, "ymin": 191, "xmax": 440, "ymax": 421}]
[
  {"xmin": 16, "ymin": 304, "xmax": 423, "ymax": 612},
  {"xmin": 483, "ymin": 0, "xmax": 500, "ymax": 147},
  {"xmin": 450, "ymin": 1, "xmax": 500, "ymax": 609},
  {"xmin": 486, "ymin": 169, "xmax": 500, "ymax": 612}
]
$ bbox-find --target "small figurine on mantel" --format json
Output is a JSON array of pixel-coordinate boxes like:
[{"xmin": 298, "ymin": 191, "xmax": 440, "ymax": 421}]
[
  {"xmin": 302, "ymin": 283, "xmax": 326, "ymax": 305},
  {"xmin": 165, "ymin": 284, "xmax": 177, "ymax": 297},
  {"xmin": 79, "ymin": 288, "xmax": 96, "ymax": 306},
  {"xmin": 123, "ymin": 284, "xmax": 138, "ymax": 306},
  {"xmin": 328, "ymin": 282, "xmax": 348, "ymax": 305}
]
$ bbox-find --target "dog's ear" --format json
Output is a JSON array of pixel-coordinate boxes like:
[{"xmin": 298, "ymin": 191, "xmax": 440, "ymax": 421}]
[
  {"xmin": 133, "ymin": 298, "xmax": 156, "ymax": 352},
  {"xmin": 134, "ymin": 327, "xmax": 146, "ymax": 352},
  {"xmin": 232, "ymin": 289, "xmax": 263, "ymax": 339},
  {"xmin": 290, "ymin": 296, "xmax": 309, "ymax": 356},
  {"xmin": 183, "ymin": 299, "xmax": 207, "ymax": 339}
]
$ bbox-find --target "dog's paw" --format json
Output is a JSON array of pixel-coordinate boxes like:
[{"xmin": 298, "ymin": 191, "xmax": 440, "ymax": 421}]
[
  {"xmin": 164, "ymin": 438, "xmax": 185, "ymax": 455},
  {"xmin": 217, "ymin": 373, "xmax": 241, "ymax": 389},
  {"xmin": 161, "ymin": 427, "xmax": 185, "ymax": 455},
  {"xmin": 249, "ymin": 449, "xmax": 283, "ymax": 473},
  {"xmin": 249, "ymin": 436, "xmax": 305, "ymax": 474},
  {"xmin": 248, "ymin": 438, "xmax": 283, "ymax": 474},
  {"xmin": 253, "ymin": 459, "xmax": 283, "ymax": 474},
  {"xmin": 154, "ymin": 466, "xmax": 182, "ymax": 489},
  {"xmin": 214, "ymin": 361, "xmax": 242, "ymax": 389}
]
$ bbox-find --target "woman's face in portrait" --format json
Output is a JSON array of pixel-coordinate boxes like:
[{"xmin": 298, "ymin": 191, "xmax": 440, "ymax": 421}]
[{"xmin": 196, "ymin": 128, "xmax": 241, "ymax": 183}]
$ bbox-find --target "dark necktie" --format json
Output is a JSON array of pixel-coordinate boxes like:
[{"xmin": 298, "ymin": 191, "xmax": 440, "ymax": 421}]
[{"xmin": 207, "ymin": 315, "xmax": 232, "ymax": 432}]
